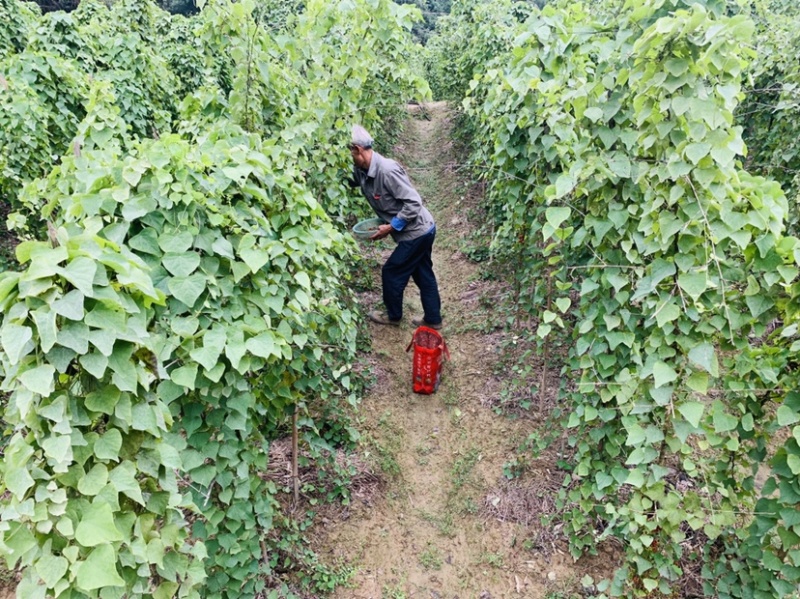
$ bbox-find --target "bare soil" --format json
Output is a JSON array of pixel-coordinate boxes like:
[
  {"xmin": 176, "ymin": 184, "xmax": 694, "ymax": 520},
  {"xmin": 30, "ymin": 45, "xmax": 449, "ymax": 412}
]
[{"xmin": 315, "ymin": 103, "xmax": 619, "ymax": 598}]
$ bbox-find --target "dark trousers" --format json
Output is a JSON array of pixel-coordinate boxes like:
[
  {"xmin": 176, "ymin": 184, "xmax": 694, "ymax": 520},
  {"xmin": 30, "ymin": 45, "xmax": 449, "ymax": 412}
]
[{"xmin": 383, "ymin": 227, "xmax": 442, "ymax": 324}]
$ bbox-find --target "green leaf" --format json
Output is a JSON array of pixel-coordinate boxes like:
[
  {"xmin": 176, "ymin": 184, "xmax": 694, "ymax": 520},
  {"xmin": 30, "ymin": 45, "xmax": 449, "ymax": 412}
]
[
  {"xmin": 777, "ymin": 405, "xmax": 800, "ymax": 427},
  {"xmin": 653, "ymin": 361, "xmax": 678, "ymax": 388},
  {"xmin": 85, "ymin": 386, "xmax": 121, "ymax": 415},
  {"xmin": 607, "ymin": 154, "xmax": 631, "ymax": 178},
  {"xmin": 4, "ymin": 522, "xmax": 37, "ymax": 563},
  {"xmin": 211, "ymin": 236, "xmax": 234, "ymax": 259},
  {"xmin": 684, "ymin": 142, "xmax": 711, "ymax": 165},
  {"xmin": 595, "ymin": 471, "xmax": 614, "ymax": 490},
  {"xmin": 35, "ymin": 553, "xmax": 69, "ymax": 589},
  {"xmin": 688, "ymin": 342, "xmax": 718, "ymax": 376},
  {"xmin": 686, "ymin": 372, "xmax": 708, "ymax": 394},
  {"xmin": 665, "ymin": 57, "xmax": 689, "ymax": 76},
  {"xmin": 626, "ymin": 469, "xmax": 645, "ymax": 488},
  {"xmin": 32, "ymin": 308, "xmax": 57, "ymax": 353},
  {"xmin": 171, "ymin": 364, "xmax": 198, "ymax": 389},
  {"xmin": 78, "ymin": 464, "xmax": 109, "ymax": 496},
  {"xmin": 667, "ymin": 159, "xmax": 692, "ymax": 179},
  {"xmin": 554, "ymin": 175, "xmax": 574, "ymax": 199},
  {"xmin": 240, "ymin": 248, "xmax": 270, "ymax": 273},
  {"xmin": 129, "ymin": 229, "xmax": 161, "ymax": 256},
  {"xmin": 232, "ymin": 262, "xmax": 250, "ymax": 283},
  {"xmin": 246, "ymin": 333, "xmax": 280, "ymax": 359},
  {"xmin": 781, "ymin": 507, "xmax": 800, "ymax": 527},
  {"xmin": 642, "ymin": 578, "xmax": 658, "ymax": 592},
  {"xmin": 85, "ymin": 305, "xmax": 126, "ymax": 332},
  {"xmin": 75, "ymin": 502, "xmax": 124, "ymax": 547},
  {"xmin": 2, "ymin": 324, "xmax": 33, "ymax": 365},
  {"xmin": 545, "ymin": 206, "xmax": 571, "ymax": 228},
  {"xmin": 223, "ymin": 163, "xmax": 253, "ymax": 182},
  {"xmin": 80, "ymin": 352, "xmax": 108, "ymax": 379},
  {"xmin": 655, "ymin": 301, "xmax": 680, "ymax": 327},
  {"xmin": 788, "ymin": 454, "xmax": 800, "ymax": 476},
  {"xmin": 23, "ymin": 244, "xmax": 67, "ymax": 279},
  {"xmin": 109, "ymin": 461, "xmax": 145, "ymax": 505},
  {"xmin": 163, "ymin": 252, "xmax": 202, "ymax": 277},
  {"xmin": 190, "ymin": 345, "xmax": 223, "ymax": 372},
  {"xmin": 555, "ymin": 298, "xmax": 571, "ymax": 312},
  {"xmin": 171, "ymin": 316, "xmax": 199, "ymax": 338},
  {"xmin": 158, "ymin": 230, "xmax": 193, "ymax": 253},
  {"xmin": 168, "ymin": 274, "xmax": 206, "ymax": 308},
  {"xmin": 678, "ymin": 272, "xmax": 707, "ymax": 301},
  {"xmin": 58, "ymin": 322, "xmax": 90, "ymax": 354},
  {"xmin": 18, "ymin": 365, "xmax": 55, "ymax": 396},
  {"xmin": 95, "ymin": 429, "xmax": 123, "ymax": 461},
  {"xmin": 625, "ymin": 424, "xmax": 647, "ymax": 446},
  {"xmin": 5, "ymin": 466, "xmax": 35, "ymax": 499},
  {"xmin": 295, "ymin": 271, "xmax": 311, "ymax": 289},
  {"xmin": 61, "ymin": 257, "xmax": 98, "ymax": 297},
  {"xmin": 786, "ymin": 392, "xmax": 800, "ymax": 411},
  {"xmin": 712, "ymin": 403, "xmax": 738, "ymax": 433},
  {"xmin": 746, "ymin": 294, "xmax": 773, "ymax": 318},
  {"xmin": 75, "ymin": 544, "xmax": 125, "ymax": 590},
  {"xmin": 154, "ymin": 582, "xmax": 181, "ymax": 599},
  {"xmin": 584, "ymin": 107, "xmax": 603, "ymax": 122},
  {"xmin": 132, "ymin": 403, "xmax": 159, "ymax": 434},
  {"xmin": 678, "ymin": 401, "xmax": 705, "ymax": 428},
  {"xmin": 0, "ymin": 272, "xmax": 19, "ymax": 304},
  {"xmin": 625, "ymin": 447, "xmax": 656, "ymax": 465}
]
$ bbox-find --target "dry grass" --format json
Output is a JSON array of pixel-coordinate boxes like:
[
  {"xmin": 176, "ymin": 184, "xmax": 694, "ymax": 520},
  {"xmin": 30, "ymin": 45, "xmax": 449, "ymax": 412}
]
[
  {"xmin": 482, "ymin": 470, "xmax": 564, "ymax": 556},
  {"xmin": 265, "ymin": 436, "xmax": 384, "ymax": 518}
]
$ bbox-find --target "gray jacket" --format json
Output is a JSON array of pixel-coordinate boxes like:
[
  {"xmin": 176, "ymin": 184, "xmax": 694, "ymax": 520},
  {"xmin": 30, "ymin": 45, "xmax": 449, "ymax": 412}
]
[{"xmin": 352, "ymin": 151, "xmax": 435, "ymax": 242}]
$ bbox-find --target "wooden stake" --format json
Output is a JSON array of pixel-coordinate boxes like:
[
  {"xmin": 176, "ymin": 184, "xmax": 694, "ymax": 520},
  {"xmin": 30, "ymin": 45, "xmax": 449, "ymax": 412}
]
[
  {"xmin": 540, "ymin": 270, "xmax": 553, "ymax": 408},
  {"xmin": 292, "ymin": 408, "xmax": 299, "ymax": 507}
]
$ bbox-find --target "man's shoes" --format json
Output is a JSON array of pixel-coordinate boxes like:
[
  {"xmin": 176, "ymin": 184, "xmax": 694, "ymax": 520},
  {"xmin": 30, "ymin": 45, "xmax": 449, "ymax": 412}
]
[
  {"xmin": 412, "ymin": 317, "xmax": 442, "ymax": 330},
  {"xmin": 368, "ymin": 311, "xmax": 401, "ymax": 326}
]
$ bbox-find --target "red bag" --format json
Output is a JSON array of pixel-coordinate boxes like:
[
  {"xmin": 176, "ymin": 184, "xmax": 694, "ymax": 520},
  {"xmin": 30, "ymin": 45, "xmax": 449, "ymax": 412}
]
[{"xmin": 405, "ymin": 326, "xmax": 450, "ymax": 394}]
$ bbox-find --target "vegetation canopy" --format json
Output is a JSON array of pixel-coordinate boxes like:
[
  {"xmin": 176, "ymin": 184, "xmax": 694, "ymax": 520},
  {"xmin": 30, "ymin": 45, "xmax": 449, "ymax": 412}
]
[
  {"xmin": 0, "ymin": 0, "xmax": 428, "ymax": 596},
  {"xmin": 426, "ymin": 0, "xmax": 800, "ymax": 596}
]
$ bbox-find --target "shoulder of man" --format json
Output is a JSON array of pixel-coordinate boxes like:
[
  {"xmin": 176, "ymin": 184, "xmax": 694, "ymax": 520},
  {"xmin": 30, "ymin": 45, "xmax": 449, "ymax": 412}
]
[{"xmin": 375, "ymin": 153, "xmax": 408, "ymax": 177}]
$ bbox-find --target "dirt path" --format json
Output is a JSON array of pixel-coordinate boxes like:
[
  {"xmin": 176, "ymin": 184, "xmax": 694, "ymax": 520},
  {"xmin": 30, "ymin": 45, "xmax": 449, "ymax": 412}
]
[{"xmin": 318, "ymin": 103, "xmax": 614, "ymax": 599}]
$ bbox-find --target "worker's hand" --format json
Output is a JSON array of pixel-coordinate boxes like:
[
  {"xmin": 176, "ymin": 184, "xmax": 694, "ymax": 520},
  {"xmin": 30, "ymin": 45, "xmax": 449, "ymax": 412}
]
[{"xmin": 370, "ymin": 224, "xmax": 394, "ymax": 241}]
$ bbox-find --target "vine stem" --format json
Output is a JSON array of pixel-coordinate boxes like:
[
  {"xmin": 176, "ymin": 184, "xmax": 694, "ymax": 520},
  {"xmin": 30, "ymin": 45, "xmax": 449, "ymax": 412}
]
[
  {"xmin": 242, "ymin": 16, "xmax": 261, "ymax": 132},
  {"xmin": 684, "ymin": 175, "xmax": 735, "ymax": 345},
  {"xmin": 650, "ymin": 287, "xmax": 678, "ymax": 324}
]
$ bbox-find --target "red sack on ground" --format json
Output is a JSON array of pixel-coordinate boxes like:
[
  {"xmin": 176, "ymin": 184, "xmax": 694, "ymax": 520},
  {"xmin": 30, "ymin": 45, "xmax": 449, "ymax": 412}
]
[{"xmin": 405, "ymin": 326, "xmax": 450, "ymax": 394}]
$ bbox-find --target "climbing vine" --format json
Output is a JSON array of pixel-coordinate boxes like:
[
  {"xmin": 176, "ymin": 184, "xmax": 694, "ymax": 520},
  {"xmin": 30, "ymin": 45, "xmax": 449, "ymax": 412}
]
[
  {"xmin": 0, "ymin": 0, "xmax": 428, "ymax": 596},
  {"xmin": 429, "ymin": 0, "xmax": 800, "ymax": 596}
]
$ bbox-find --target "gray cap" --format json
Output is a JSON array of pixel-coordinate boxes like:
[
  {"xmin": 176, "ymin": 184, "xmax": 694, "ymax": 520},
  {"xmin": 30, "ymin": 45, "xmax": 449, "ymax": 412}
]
[{"xmin": 351, "ymin": 124, "xmax": 373, "ymax": 149}]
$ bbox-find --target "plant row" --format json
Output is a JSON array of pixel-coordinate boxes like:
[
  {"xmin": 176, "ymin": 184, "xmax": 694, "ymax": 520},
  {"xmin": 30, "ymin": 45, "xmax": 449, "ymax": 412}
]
[
  {"xmin": 427, "ymin": 0, "xmax": 800, "ymax": 597},
  {"xmin": 0, "ymin": 0, "xmax": 428, "ymax": 597}
]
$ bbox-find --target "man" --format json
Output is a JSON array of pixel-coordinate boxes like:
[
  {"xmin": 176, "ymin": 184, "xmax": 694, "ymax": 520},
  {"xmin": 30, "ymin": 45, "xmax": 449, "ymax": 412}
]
[{"xmin": 350, "ymin": 125, "xmax": 443, "ymax": 330}]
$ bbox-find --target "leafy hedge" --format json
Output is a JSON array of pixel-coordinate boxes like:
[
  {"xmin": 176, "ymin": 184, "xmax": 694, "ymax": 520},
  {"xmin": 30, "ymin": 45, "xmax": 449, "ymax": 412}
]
[
  {"xmin": 427, "ymin": 0, "xmax": 800, "ymax": 597},
  {"xmin": 0, "ymin": 0, "xmax": 429, "ymax": 597}
]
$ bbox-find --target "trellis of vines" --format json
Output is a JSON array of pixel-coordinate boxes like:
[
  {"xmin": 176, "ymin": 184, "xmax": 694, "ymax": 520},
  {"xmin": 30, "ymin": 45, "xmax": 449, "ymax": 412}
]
[
  {"xmin": 0, "ymin": 0, "xmax": 429, "ymax": 597},
  {"xmin": 429, "ymin": 0, "xmax": 800, "ymax": 596}
]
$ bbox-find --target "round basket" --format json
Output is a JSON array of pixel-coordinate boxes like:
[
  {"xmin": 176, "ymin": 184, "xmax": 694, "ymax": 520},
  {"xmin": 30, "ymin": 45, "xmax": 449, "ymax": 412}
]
[{"xmin": 351, "ymin": 217, "xmax": 385, "ymax": 240}]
